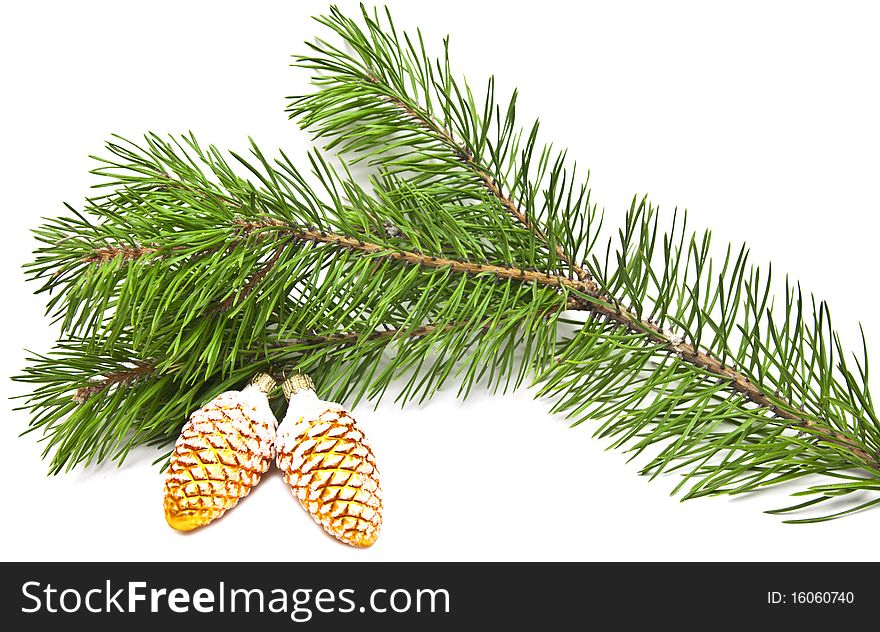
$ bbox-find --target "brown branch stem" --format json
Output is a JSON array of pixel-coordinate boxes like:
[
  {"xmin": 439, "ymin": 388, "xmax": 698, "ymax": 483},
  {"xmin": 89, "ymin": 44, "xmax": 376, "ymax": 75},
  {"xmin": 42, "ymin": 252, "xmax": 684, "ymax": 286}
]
[
  {"xmin": 233, "ymin": 219, "xmax": 598, "ymax": 294},
  {"xmin": 83, "ymin": 245, "xmax": 157, "ymax": 264},
  {"xmin": 72, "ymin": 361, "xmax": 154, "ymax": 403}
]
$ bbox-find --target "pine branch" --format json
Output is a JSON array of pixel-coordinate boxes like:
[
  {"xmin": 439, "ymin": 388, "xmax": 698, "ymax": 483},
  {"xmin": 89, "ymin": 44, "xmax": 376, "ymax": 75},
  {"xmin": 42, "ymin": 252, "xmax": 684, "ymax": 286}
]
[
  {"xmin": 81, "ymin": 215, "xmax": 593, "ymax": 295},
  {"xmin": 16, "ymin": 5, "xmax": 880, "ymax": 522},
  {"xmin": 239, "ymin": 223, "xmax": 594, "ymax": 292},
  {"xmin": 31, "ymin": 165, "xmax": 880, "ymax": 479},
  {"xmin": 70, "ymin": 206, "xmax": 588, "ymax": 328}
]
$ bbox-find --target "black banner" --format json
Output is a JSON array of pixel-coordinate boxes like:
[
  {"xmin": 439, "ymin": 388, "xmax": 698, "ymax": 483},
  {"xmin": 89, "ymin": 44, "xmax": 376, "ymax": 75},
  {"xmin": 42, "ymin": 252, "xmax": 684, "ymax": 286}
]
[{"xmin": 0, "ymin": 562, "xmax": 872, "ymax": 628}]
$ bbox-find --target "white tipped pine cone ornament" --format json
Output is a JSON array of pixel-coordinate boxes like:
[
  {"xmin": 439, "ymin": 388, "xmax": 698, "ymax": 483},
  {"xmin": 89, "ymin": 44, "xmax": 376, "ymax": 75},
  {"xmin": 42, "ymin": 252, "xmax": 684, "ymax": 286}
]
[
  {"xmin": 276, "ymin": 374, "xmax": 382, "ymax": 547},
  {"xmin": 163, "ymin": 373, "xmax": 278, "ymax": 531}
]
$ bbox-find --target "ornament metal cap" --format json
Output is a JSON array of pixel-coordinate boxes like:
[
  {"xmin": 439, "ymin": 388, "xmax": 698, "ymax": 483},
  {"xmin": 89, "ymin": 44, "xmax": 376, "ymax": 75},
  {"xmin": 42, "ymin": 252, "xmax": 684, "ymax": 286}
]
[
  {"xmin": 249, "ymin": 372, "xmax": 276, "ymax": 394},
  {"xmin": 282, "ymin": 373, "xmax": 315, "ymax": 399}
]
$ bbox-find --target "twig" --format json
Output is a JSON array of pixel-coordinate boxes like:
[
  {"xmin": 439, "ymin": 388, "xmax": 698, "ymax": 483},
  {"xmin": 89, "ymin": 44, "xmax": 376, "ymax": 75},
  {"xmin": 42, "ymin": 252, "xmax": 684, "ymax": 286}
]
[
  {"xmin": 72, "ymin": 361, "xmax": 154, "ymax": 403},
  {"xmin": 82, "ymin": 245, "xmax": 156, "ymax": 264}
]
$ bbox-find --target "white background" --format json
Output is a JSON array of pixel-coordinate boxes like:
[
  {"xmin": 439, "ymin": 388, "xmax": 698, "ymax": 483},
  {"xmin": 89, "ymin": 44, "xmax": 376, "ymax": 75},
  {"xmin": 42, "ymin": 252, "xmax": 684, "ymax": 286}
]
[{"xmin": 2, "ymin": 0, "xmax": 879, "ymax": 562}]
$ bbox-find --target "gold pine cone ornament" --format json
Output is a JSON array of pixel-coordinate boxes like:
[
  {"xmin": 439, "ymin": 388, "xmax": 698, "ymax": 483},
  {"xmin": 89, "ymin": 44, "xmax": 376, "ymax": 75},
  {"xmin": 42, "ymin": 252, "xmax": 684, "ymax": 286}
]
[
  {"xmin": 163, "ymin": 373, "xmax": 278, "ymax": 530},
  {"xmin": 276, "ymin": 374, "xmax": 382, "ymax": 547}
]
